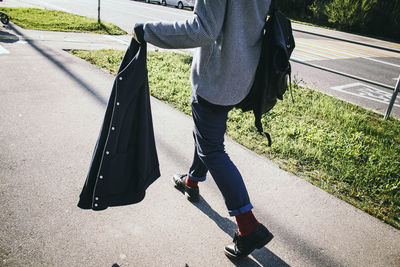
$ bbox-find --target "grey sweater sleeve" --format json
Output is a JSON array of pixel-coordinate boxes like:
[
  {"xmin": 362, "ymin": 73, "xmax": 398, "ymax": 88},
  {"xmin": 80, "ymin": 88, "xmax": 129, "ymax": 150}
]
[{"xmin": 143, "ymin": 0, "xmax": 227, "ymax": 49}]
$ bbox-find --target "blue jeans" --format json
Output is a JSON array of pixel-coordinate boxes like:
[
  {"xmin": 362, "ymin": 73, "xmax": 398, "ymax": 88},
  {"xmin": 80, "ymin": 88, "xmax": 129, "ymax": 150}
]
[{"xmin": 188, "ymin": 96, "xmax": 253, "ymax": 216}]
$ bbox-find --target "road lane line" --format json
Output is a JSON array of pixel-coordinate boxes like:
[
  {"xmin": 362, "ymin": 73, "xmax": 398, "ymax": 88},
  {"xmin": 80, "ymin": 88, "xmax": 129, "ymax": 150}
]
[
  {"xmin": 296, "ymin": 40, "xmax": 368, "ymax": 58},
  {"xmin": 296, "ymin": 39, "xmax": 400, "ymax": 67},
  {"xmin": 331, "ymin": 83, "xmax": 361, "ymax": 90},
  {"xmin": 295, "ymin": 44, "xmax": 349, "ymax": 59},
  {"xmin": 293, "ymin": 47, "xmax": 334, "ymax": 60},
  {"xmin": 291, "ymin": 55, "xmax": 318, "ymax": 62},
  {"xmin": 294, "ymin": 28, "xmax": 400, "ymax": 53},
  {"xmin": 291, "ymin": 58, "xmax": 394, "ymax": 89},
  {"xmin": 364, "ymin": 57, "xmax": 400, "ymax": 68},
  {"xmin": 297, "ymin": 39, "xmax": 400, "ymax": 58},
  {"xmin": 291, "ymin": 51, "xmax": 326, "ymax": 61}
]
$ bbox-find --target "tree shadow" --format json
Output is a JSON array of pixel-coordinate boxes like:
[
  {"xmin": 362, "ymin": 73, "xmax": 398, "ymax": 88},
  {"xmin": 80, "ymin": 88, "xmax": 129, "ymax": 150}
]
[
  {"xmin": 188, "ymin": 195, "xmax": 290, "ymax": 267},
  {"xmin": 99, "ymin": 23, "xmax": 112, "ymax": 35},
  {"xmin": 8, "ymin": 24, "xmax": 107, "ymax": 106}
]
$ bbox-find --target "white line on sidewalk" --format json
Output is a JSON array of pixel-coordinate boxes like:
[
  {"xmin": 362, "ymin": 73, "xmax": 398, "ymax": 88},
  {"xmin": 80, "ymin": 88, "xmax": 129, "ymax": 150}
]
[
  {"xmin": 0, "ymin": 45, "xmax": 10, "ymax": 54},
  {"xmin": 104, "ymin": 35, "xmax": 130, "ymax": 45}
]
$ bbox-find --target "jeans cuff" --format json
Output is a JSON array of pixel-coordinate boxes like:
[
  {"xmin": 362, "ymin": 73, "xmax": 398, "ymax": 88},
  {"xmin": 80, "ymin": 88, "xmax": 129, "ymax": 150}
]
[
  {"xmin": 228, "ymin": 203, "xmax": 253, "ymax": 217},
  {"xmin": 188, "ymin": 173, "xmax": 206, "ymax": 182}
]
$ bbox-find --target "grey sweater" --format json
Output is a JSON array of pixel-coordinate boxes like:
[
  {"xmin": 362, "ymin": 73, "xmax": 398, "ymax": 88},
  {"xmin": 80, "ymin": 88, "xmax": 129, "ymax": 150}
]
[{"xmin": 142, "ymin": 0, "xmax": 271, "ymax": 106}]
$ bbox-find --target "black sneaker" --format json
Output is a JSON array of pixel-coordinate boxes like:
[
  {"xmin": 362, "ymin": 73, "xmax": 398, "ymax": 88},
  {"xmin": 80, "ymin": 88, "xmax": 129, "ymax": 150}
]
[
  {"xmin": 172, "ymin": 174, "xmax": 200, "ymax": 202},
  {"xmin": 224, "ymin": 223, "xmax": 274, "ymax": 259}
]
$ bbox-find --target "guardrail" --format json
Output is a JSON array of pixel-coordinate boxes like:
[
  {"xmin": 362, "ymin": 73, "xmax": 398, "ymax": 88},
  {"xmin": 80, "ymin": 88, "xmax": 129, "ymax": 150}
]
[
  {"xmin": 293, "ymin": 28, "xmax": 400, "ymax": 54},
  {"xmin": 291, "ymin": 28, "xmax": 400, "ymax": 119}
]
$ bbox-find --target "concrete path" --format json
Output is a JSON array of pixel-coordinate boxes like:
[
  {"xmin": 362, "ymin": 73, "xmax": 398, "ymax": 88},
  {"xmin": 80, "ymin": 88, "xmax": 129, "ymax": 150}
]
[{"xmin": 1, "ymin": 24, "xmax": 400, "ymax": 267}]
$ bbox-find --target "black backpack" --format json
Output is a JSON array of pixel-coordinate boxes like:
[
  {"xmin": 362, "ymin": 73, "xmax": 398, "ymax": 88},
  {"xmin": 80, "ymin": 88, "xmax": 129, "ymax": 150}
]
[{"xmin": 238, "ymin": 0, "xmax": 295, "ymax": 146}]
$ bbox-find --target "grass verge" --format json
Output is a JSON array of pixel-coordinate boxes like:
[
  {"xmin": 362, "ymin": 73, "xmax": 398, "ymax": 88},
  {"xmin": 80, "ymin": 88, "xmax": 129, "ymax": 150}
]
[
  {"xmin": 69, "ymin": 49, "xmax": 400, "ymax": 229},
  {"xmin": 0, "ymin": 7, "xmax": 126, "ymax": 35}
]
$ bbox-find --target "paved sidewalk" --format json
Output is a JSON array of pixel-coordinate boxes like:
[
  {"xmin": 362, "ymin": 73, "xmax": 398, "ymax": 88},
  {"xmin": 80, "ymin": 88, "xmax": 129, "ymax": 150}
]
[
  {"xmin": 1, "ymin": 25, "xmax": 400, "ymax": 266},
  {"xmin": 0, "ymin": 22, "xmax": 193, "ymax": 54}
]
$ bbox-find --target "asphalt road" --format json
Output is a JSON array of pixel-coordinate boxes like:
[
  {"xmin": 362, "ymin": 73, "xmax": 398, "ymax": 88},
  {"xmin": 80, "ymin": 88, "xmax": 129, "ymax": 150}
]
[{"xmin": 2, "ymin": 0, "xmax": 400, "ymax": 118}]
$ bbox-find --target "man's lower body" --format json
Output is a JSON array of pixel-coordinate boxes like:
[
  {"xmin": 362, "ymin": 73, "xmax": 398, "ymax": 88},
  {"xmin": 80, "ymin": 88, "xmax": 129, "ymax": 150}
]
[{"xmin": 173, "ymin": 95, "xmax": 273, "ymax": 258}]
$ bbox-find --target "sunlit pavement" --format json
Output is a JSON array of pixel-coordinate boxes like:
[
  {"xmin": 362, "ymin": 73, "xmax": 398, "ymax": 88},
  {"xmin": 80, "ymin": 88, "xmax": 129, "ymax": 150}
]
[{"xmin": 1, "ymin": 23, "xmax": 400, "ymax": 267}]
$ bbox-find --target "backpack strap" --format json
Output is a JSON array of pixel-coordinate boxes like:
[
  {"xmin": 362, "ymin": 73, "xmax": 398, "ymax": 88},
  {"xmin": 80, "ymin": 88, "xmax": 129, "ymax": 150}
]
[
  {"xmin": 254, "ymin": 111, "xmax": 272, "ymax": 146},
  {"xmin": 254, "ymin": 0, "xmax": 277, "ymax": 147}
]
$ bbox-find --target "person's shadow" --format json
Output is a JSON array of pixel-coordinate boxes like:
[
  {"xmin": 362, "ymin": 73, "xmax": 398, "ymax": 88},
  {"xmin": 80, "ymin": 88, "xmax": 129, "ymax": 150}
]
[
  {"xmin": 111, "ymin": 193, "xmax": 289, "ymax": 267},
  {"xmin": 188, "ymin": 195, "xmax": 290, "ymax": 267}
]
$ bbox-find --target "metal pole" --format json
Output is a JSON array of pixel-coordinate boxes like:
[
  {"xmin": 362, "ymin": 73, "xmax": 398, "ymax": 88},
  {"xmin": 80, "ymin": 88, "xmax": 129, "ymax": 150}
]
[
  {"xmin": 97, "ymin": 0, "xmax": 101, "ymax": 24},
  {"xmin": 384, "ymin": 74, "xmax": 400, "ymax": 120}
]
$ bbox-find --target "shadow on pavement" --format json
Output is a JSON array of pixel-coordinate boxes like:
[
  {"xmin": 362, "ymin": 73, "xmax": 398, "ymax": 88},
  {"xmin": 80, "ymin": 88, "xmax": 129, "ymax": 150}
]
[
  {"xmin": 191, "ymin": 196, "xmax": 290, "ymax": 267},
  {"xmin": 6, "ymin": 22, "xmax": 286, "ymax": 267},
  {"xmin": 8, "ymin": 24, "xmax": 107, "ymax": 106},
  {"xmin": 99, "ymin": 23, "xmax": 113, "ymax": 35},
  {"xmin": 0, "ymin": 26, "xmax": 19, "ymax": 43},
  {"xmin": 6, "ymin": 21, "xmax": 346, "ymax": 267}
]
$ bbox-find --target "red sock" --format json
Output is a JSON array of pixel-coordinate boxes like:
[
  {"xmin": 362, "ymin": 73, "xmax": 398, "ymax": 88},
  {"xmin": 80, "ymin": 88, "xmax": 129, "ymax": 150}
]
[
  {"xmin": 235, "ymin": 210, "xmax": 260, "ymax": 236},
  {"xmin": 185, "ymin": 176, "xmax": 198, "ymax": 188}
]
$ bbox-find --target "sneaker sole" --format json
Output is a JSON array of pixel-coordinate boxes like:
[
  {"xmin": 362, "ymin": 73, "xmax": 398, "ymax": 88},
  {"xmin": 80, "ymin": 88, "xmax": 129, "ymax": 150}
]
[{"xmin": 224, "ymin": 247, "xmax": 239, "ymax": 259}]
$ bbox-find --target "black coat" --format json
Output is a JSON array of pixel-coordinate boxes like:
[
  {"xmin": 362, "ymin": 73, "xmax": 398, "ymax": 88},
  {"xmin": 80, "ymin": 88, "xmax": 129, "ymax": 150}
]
[{"xmin": 77, "ymin": 40, "xmax": 160, "ymax": 211}]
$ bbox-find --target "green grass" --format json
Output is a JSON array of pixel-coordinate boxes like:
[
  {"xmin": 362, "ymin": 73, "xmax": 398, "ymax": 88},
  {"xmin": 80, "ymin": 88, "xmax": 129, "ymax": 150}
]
[
  {"xmin": 69, "ymin": 49, "xmax": 400, "ymax": 229},
  {"xmin": 0, "ymin": 7, "xmax": 126, "ymax": 35}
]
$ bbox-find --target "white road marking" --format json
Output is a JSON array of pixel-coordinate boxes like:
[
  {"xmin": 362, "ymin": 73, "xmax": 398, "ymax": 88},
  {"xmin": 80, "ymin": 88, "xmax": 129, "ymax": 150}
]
[
  {"xmin": 0, "ymin": 45, "xmax": 10, "ymax": 54},
  {"xmin": 294, "ymin": 47, "xmax": 337, "ymax": 60},
  {"xmin": 291, "ymin": 52, "xmax": 323, "ymax": 62},
  {"xmin": 294, "ymin": 39, "xmax": 400, "ymax": 66},
  {"xmin": 104, "ymin": 35, "xmax": 130, "ymax": 45},
  {"xmin": 365, "ymin": 57, "xmax": 400, "ymax": 68},
  {"xmin": 331, "ymin": 83, "xmax": 400, "ymax": 108},
  {"xmin": 295, "ymin": 40, "xmax": 371, "ymax": 59},
  {"xmin": 291, "ymin": 56, "xmax": 315, "ymax": 62},
  {"xmin": 296, "ymin": 41, "xmax": 358, "ymax": 59}
]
